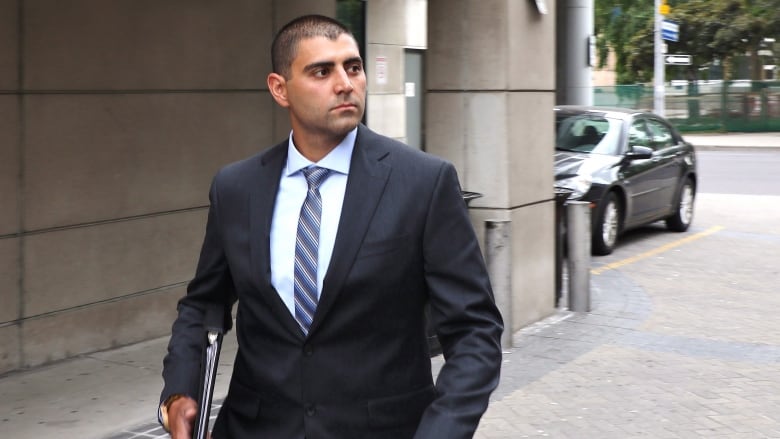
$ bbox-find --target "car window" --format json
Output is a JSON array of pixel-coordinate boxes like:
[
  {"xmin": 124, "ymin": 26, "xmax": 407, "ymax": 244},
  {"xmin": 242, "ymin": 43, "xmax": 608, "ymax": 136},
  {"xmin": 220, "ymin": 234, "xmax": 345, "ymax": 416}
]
[
  {"xmin": 628, "ymin": 119, "xmax": 651, "ymax": 148},
  {"xmin": 555, "ymin": 114, "xmax": 622, "ymax": 155},
  {"xmin": 645, "ymin": 118, "xmax": 675, "ymax": 150}
]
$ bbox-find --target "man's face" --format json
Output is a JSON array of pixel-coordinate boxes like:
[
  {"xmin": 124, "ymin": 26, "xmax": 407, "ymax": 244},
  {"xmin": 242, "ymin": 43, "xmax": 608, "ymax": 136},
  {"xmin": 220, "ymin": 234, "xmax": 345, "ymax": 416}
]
[{"xmin": 282, "ymin": 34, "xmax": 366, "ymax": 143}]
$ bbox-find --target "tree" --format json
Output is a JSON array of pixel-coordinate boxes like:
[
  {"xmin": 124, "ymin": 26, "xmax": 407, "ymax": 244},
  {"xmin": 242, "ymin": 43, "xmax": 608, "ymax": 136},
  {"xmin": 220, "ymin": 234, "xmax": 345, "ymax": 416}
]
[
  {"xmin": 622, "ymin": 0, "xmax": 742, "ymax": 83},
  {"xmin": 598, "ymin": 0, "xmax": 780, "ymax": 83},
  {"xmin": 643, "ymin": 0, "xmax": 744, "ymax": 82},
  {"xmin": 594, "ymin": 0, "xmax": 653, "ymax": 84},
  {"xmin": 724, "ymin": 0, "xmax": 780, "ymax": 79}
]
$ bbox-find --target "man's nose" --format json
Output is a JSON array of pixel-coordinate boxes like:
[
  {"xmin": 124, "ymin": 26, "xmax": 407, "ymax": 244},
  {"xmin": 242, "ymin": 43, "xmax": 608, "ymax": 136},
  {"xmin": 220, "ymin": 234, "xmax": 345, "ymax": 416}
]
[{"xmin": 335, "ymin": 69, "xmax": 354, "ymax": 93}]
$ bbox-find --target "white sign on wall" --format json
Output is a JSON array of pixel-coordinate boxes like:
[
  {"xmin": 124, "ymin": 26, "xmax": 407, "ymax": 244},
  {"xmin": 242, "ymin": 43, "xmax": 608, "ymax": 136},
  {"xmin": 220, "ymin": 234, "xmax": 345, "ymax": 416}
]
[
  {"xmin": 405, "ymin": 82, "xmax": 416, "ymax": 97},
  {"xmin": 375, "ymin": 56, "xmax": 387, "ymax": 85},
  {"xmin": 588, "ymin": 35, "xmax": 597, "ymax": 67}
]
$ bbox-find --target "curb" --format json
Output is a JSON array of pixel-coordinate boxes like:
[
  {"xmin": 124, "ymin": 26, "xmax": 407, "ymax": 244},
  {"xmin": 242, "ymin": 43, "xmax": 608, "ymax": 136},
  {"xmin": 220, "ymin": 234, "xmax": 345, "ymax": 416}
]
[{"xmin": 693, "ymin": 145, "xmax": 780, "ymax": 152}]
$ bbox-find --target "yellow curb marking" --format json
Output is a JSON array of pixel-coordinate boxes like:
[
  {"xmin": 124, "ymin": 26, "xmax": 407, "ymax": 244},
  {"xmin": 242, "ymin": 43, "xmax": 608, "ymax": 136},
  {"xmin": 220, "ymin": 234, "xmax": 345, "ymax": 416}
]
[{"xmin": 590, "ymin": 225, "xmax": 725, "ymax": 275}]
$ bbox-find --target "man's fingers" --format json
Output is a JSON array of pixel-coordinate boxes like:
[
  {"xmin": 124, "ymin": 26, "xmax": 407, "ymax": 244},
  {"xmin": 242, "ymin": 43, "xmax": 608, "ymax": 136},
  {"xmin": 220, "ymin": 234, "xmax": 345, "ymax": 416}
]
[{"xmin": 169, "ymin": 396, "xmax": 198, "ymax": 439}]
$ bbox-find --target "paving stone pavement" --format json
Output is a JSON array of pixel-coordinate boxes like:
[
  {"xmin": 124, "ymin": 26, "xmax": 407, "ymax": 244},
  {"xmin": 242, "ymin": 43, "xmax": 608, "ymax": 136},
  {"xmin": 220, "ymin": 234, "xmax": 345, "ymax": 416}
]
[
  {"xmin": 473, "ymin": 262, "xmax": 780, "ymax": 439},
  {"xmin": 102, "ymin": 259, "xmax": 780, "ymax": 439}
]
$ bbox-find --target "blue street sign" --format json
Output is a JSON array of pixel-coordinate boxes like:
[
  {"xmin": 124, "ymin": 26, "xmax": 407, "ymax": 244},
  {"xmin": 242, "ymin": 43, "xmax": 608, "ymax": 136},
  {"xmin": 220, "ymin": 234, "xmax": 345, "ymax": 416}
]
[{"xmin": 662, "ymin": 19, "xmax": 679, "ymax": 42}]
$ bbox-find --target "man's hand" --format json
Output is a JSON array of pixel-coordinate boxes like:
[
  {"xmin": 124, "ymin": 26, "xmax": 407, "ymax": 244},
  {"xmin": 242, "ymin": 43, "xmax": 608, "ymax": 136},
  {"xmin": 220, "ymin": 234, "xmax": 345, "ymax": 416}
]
[{"xmin": 167, "ymin": 396, "xmax": 200, "ymax": 439}]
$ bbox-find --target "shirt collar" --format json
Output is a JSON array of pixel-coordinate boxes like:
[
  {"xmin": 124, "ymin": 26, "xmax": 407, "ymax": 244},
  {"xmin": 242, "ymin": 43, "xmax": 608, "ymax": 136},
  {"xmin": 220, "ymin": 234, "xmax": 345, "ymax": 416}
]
[{"xmin": 285, "ymin": 127, "xmax": 356, "ymax": 177}]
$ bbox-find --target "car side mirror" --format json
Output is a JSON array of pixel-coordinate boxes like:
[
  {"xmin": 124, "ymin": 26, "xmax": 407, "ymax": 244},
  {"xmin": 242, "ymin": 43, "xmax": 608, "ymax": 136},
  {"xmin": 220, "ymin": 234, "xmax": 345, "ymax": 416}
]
[{"xmin": 626, "ymin": 145, "xmax": 653, "ymax": 160}]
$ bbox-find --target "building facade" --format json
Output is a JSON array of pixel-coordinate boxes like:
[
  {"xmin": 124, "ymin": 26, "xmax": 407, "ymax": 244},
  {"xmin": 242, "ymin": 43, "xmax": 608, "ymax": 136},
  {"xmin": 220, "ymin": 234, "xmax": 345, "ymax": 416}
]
[{"xmin": 0, "ymin": 0, "xmax": 556, "ymax": 374}]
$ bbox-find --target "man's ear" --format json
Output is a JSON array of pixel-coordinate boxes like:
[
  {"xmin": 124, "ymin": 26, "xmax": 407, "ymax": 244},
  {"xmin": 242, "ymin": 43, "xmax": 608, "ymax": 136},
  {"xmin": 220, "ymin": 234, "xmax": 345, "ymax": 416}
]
[{"xmin": 267, "ymin": 73, "xmax": 290, "ymax": 108}]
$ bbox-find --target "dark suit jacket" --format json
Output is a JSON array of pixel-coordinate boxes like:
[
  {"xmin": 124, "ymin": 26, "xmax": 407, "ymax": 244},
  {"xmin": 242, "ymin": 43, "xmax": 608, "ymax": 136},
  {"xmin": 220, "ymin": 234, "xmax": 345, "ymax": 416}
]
[{"xmin": 161, "ymin": 125, "xmax": 503, "ymax": 439}]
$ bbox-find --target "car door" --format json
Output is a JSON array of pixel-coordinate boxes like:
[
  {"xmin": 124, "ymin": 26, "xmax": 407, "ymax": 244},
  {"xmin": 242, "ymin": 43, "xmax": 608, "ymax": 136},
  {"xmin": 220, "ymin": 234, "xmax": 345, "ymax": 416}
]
[
  {"xmin": 620, "ymin": 117, "xmax": 674, "ymax": 225},
  {"xmin": 644, "ymin": 117, "xmax": 683, "ymax": 213}
]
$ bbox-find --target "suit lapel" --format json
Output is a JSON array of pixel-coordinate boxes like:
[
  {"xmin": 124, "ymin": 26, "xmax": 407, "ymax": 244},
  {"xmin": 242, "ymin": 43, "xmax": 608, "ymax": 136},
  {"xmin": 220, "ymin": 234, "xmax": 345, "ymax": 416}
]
[
  {"xmin": 308, "ymin": 126, "xmax": 392, "ymax": 335},
  {"xmin": 248, "ymin": 141, "xmax": 305, "ymax": 338}
]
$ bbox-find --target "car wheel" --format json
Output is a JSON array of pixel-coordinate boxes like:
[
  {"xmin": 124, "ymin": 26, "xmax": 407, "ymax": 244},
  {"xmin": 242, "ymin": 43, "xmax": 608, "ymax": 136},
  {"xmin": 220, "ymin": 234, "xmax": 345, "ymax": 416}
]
[
  {"xmin": 666, "ymin": 178, "xmax": 695, "ymax": 232},
  {"xmin": 592, "ymin": 192, "xmax": 620, "ymax": 255}
]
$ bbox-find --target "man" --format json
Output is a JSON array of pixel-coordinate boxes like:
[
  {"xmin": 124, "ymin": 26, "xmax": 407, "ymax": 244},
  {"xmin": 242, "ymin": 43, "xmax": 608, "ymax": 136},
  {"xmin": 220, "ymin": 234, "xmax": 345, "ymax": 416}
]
[{"xmin": 159, "ymin": 14, "xmax": 503, "ymax": 439}]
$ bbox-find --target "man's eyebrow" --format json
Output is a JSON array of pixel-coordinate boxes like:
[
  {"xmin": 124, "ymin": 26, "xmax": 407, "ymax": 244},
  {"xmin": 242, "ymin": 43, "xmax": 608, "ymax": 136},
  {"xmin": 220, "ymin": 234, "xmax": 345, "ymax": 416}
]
[
  {"xmin": 302, "ymin": 57, "xmax": 363, "ymax": 73},
  {"xmin": 303, "ymin": 61, "xmax": 335, "ymax": 73}
]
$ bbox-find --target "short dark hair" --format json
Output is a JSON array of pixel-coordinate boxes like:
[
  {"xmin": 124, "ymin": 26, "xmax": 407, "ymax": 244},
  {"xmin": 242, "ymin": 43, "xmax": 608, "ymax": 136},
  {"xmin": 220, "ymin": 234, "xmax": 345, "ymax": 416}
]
[{"xmin": 271, "ymin": 15, "xmax": 354, "ymax": 79}]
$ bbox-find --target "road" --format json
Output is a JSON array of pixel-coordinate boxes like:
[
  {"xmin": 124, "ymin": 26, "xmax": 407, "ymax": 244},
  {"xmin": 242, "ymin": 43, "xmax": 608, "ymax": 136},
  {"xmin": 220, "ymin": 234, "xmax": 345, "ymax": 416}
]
[
  {"xmin": 609, "ymin": 148, "xmax": 780, "ymax": 251},
  {"xmin": 697, "ymin": 150, "xmax": 780, "ymax": 196}
]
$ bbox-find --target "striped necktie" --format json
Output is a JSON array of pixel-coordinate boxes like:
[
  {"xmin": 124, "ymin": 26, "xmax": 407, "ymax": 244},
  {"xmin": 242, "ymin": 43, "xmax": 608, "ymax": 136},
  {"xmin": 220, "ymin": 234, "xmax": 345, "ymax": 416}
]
[{"xmin": 293, "ymin": 166, "xmax": 330, "ymax": 335}]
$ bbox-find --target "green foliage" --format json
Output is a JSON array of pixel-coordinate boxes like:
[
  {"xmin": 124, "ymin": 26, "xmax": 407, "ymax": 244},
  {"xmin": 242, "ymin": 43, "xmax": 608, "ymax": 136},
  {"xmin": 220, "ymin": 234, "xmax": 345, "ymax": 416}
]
[
  {"xmin": 594, "ymin": 0, "xmax": 653, "ymax": 83},
  {"xmin": 596, "ymin": 0, "xmax": 780, "ymax": 83},
  {"xmin": 627, "ymin": 0, "xmax": 745, "ymax": 82}
]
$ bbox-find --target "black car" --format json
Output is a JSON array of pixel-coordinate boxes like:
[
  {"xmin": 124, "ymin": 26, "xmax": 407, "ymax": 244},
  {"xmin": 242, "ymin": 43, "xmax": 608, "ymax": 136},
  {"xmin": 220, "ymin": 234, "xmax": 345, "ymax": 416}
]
[{"xmin": 554, "ymin": 106, "xmax": 697, "ymax": 255}]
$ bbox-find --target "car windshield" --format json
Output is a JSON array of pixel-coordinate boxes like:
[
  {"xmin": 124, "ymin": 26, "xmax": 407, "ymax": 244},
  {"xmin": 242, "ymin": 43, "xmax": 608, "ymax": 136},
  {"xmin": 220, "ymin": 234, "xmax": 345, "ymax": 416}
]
[{"xmin": 555, "ymin": 114, "xmax": 623, "ymax": 155}]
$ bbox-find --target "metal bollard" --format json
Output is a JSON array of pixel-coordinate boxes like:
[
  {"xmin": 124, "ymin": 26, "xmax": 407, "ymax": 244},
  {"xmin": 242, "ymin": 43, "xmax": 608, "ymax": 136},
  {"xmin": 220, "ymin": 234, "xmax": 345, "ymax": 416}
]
[
  {"xmin": 485, "ymin": 220, "xmax": 512, "ymax": 349},
  {"xmin": 566, "ymin": 201, "xmax": 591, "ymax": 312}
]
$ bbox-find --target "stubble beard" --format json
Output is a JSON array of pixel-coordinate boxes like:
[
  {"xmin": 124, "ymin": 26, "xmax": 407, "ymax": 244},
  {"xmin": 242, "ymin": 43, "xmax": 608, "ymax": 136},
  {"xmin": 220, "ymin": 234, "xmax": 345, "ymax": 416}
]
[{"xmin": 326, "ymin": 104, "xmax": 364, "ymax": 140}]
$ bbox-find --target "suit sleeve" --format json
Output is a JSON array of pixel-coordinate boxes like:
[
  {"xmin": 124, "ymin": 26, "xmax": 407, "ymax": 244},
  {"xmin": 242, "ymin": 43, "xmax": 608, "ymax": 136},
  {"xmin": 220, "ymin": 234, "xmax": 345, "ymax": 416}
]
[
  {"xmin": 160, "ymin": 174, "xmax": 236, "ymax": 405},
  {"xmin": 414, "ymin": 162, "xmax": 504, "ymax": 439}
]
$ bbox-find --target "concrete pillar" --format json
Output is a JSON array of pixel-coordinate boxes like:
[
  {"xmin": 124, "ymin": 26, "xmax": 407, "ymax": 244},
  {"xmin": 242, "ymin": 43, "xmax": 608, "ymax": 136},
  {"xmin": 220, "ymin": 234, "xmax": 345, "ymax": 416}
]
[
  {"xmin": 653, "ymin": 0, "xmax": 665, "ymax": 117},
  {"xmin": 427, "ymin": 0, "xmax": 557, "ymax": 332}
]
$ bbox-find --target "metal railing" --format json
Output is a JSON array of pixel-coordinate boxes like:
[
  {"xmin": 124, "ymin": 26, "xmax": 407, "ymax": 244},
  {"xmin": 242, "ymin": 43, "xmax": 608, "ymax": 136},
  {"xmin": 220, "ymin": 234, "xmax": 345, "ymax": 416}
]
[{"xmin": 594, "ymin": 81, "xmax": 780, "ymax": 132}]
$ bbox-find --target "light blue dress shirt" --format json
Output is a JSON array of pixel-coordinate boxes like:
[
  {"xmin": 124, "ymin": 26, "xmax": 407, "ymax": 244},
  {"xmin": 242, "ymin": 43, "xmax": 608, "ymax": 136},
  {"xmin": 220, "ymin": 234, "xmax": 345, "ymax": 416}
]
[{"xmin": 270, "ymin": 128, "xmax": 356, "ymax": 317}]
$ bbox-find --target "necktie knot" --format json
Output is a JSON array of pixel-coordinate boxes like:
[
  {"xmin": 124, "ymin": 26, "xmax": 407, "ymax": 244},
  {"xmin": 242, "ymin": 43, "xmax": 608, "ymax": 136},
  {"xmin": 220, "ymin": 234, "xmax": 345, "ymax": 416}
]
[{"xmin": 303, "ymin": 166, "xmax": 330, "ymax": 190}]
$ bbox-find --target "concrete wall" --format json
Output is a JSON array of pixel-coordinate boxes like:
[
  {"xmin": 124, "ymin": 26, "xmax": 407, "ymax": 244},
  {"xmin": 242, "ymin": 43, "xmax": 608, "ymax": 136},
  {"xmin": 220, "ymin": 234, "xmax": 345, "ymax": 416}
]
[
  {"xmin": 1, "ymin": 0, "xmax": 557, "ymax": 373},
  {"xmin": 0, "ymin": 0, "xmax": 334, "ymax": 374},
  {"xmin": 364, "ymin": 0, "xmax": 427, "ymax": 142},
  {"xmin": 427, "ymin": 0, "xmax": 557, "ymax": 331}
]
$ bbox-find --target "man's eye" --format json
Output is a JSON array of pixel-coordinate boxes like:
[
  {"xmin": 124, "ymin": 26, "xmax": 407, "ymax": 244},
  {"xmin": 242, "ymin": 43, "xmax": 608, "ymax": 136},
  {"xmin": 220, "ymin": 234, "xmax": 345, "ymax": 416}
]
[
  {"xmin": 348, "ymin": 64, "xmax": 363, "ymax": 74},
  {"xmin": 314, "ymin": 68, "xmax": 329, "ymax": 77}
]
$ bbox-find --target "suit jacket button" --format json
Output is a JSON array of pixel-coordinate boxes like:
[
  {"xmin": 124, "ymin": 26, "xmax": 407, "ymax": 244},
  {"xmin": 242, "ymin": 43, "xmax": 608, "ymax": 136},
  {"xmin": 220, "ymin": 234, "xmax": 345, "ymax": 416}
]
[
  {"xmin": 305, "ymin": 404, "xmax": 316, "ymax": 416},
  {"xmin": 303, "ymin": 345, "xmax": 313, "ymax": 356}
]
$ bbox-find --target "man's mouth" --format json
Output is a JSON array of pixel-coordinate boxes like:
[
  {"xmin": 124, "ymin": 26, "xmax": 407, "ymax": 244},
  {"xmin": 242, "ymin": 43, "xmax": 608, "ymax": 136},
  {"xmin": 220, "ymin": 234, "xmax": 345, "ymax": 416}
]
[{"xmin": 334, "ymin": 103, "xmax": 357, "ymax": 110}]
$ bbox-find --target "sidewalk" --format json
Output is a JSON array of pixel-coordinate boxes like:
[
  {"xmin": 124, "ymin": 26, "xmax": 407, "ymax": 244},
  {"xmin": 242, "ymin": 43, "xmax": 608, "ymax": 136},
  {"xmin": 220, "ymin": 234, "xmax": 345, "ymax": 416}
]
[
  {"xmin": 683, "ymin": 131, "xmax": 780, "ymax": 150},
  {"xmin": 0, "ymin": 267, "xmax": 613, "ymax": 438},
  {"xmin": 8, "ymin": 259, "xmax": 780, "ymax": 438},
  {"xmin": 0, "ymin": 276, "xmax": 601, "ymax": 439}
]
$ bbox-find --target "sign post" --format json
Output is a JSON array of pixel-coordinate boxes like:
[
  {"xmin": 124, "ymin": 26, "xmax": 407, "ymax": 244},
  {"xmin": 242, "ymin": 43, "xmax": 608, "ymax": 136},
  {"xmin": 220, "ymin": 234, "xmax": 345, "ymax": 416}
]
[{"xmin": 653, "ymin": 0, "xmax": 666, "ymax": 116}]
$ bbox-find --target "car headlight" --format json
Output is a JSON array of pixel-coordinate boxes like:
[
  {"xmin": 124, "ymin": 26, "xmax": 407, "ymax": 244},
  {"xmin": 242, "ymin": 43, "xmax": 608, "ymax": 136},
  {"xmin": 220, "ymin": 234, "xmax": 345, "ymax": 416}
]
[{"xmin": 555, "ymin": 174, "xmax": 592, "ymax": 199}]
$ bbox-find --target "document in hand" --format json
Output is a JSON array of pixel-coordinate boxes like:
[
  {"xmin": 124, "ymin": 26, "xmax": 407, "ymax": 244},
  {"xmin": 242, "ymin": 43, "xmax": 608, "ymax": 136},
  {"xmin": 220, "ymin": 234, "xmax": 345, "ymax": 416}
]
[{"xmin": 192, "ymin": 307, "xmax": 225, "ymax": 439}]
